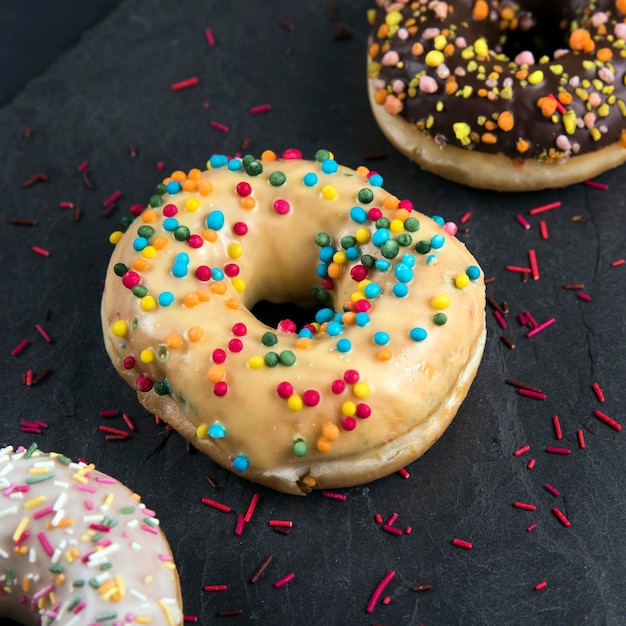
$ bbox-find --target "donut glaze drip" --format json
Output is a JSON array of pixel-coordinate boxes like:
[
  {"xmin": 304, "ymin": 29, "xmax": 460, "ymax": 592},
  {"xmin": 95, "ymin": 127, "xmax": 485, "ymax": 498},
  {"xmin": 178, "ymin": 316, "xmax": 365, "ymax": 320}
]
[
  {"xmin": 368, "ymin": 0, "xmax": 626, "ymax": 163},
  {"xmin": 101, "ymin": 150, "xmax": 486, "ymax": 494},
  {"xmin": 0, "ymin": 445, "xmax": 182, "ymax": 626}
]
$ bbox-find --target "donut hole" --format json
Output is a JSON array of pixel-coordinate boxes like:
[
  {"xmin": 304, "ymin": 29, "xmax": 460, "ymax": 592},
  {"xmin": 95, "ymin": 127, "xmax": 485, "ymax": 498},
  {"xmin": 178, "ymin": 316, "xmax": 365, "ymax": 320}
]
[
  {"xmin": 499, "ymin": 4, "xmax": 569, "ymax": 60},
  {"xmin": 251, "ymin": 298, "xmax": 329, "ymax": 331}
]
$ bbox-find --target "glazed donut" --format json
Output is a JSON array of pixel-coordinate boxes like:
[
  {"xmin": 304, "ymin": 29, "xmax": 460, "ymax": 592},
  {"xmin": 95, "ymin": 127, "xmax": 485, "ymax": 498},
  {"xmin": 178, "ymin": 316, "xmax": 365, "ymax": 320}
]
[
  {"xmin": 0, "ymin": 444, "xmax": 182, "ymax": 626},
  {"xmin": 367, "ymin": 0, "xmax": 626, "ymax": 191},
  {"xmin": 101, "ymin": 149, "xmax": 486, "ymax": 495}
]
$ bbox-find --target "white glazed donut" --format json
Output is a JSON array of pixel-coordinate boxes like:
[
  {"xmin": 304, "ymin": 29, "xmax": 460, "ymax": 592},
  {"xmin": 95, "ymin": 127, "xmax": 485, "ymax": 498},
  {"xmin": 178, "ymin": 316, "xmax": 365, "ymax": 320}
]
[
  {"xmin": 101, "ymin": 149, "xmax": 486, "ymax": 495},
  {"xmin": 0, "ymin": 444, "xmax": 182, "ymax": 626}
]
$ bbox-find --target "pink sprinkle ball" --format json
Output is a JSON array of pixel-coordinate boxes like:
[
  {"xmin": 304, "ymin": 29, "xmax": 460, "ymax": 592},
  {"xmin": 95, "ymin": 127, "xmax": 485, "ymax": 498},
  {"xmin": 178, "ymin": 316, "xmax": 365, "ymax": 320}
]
[
  {"xmin": 212, "ymin": 348, "xmax": 227, "ymax": 364},
  {"xmin": 276, "ymin": 382, "xmax": 293, "ymax": 399},
  {"xmin": 224, "ymin": 263, "xmax": 240, "ymax": 277},
  {"xmin": 273, "ymin": 199, "xmax": 290, "ymax": 215},
  {"xmin": 398, "ymin": 199, "xmax": 413, "ymax": 210},
  {"xmin": 356, "ymin": 403, "xmax": 372, "ymax": 419},
  {"xmin": 350, "ymin": 265, "xmax": 369, "ymax": 281},
  {"xmin": 214, "ymin": 381, "xmax": 228, "ymax": 396},
  {"xmin": 331, "ymin": 379, "xmax": 346, "ymax": 394},
  {"xmin": 344, "ymin": 369, "xmax": 360, "ymax": 384},
  {"xmin": 342, "ymin": 417, "xmax": 357, "ymax": 431},
  {"xmin": 282, "ymin": 148, "xmax": 302, "ymax": 160},
  {"xmin": 321, "ymin": 278, "xmax": 334, "ymax": 290},
  {"xmin": 368, "ymin": 208, "xmax": 383, "ymax": 221},
  {"xmin": 302, "ymin": 390, "xmax": 321, "ymax": 406},
  {"xmin": 228, "ymin": 338, "xmax": 244, "ymax": 353},
  {"xmin": 353, "ymin": 300, "xmax": 371, "ymax": 313},
  {"xmin": 135, "ymin": 374, "xmax": 154, "ymax": 392},
  {"xmin": 233, "ymin": 221, "xmax": 248, "ymax": 236},
  {"xmin": 196, "ymin": 265, "xmax": 212, "ymax": 281},
  {"xmin": 443, "ymin": 221, "xmax": 458, "ymax": 236},
  {"xmin": 236, "ymin": 182, "xmax": 252, "ymax": 197},
  {"xmin": 122, "ymin": 271, "xmax": 141, "ymax": 289},
  {"xmin": 129, "ymin": 203, "xmax": 144, "ymax": 217},
  {"xmin": 163, "ymin": 204, "xmax": 178, "ymax": 217},
  {"xmin": 187, "ymin": 234, "xmax": 204, "ymax": 248},
  {"xmin": 123, "ymin": 356, "xmax": 135, "ymax": 369},
  {"xmin": 278, "ymin": 319, "xmax": 297, "ymax": 333},
  {"xmin": 232, "ymin": 323, "xmax": 247, "ymax": 337}
]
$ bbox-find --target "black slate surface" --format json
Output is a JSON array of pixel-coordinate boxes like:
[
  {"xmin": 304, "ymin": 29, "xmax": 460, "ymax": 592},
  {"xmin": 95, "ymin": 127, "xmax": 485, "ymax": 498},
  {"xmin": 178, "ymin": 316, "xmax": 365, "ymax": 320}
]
[{"xmin": 2, "ymin": 2, "xmax": 626, "ymax": 625}]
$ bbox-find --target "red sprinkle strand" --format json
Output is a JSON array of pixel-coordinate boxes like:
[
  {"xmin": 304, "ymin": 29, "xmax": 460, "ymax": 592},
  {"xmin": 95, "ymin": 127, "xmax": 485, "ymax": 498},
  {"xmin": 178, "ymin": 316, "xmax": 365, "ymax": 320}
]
[
  {"xmin": 250, "ymin": 104, "xmax": 272, "ymax": 115},
  {"xmin": 539, "ymin": 220, "xmax": 549, "ymax": 240},
  {"xmin": 203, "ymin": 584, "xmax": 228, "ymax": 592},
  {"xmin": 593, "ymin": 410, "xmax": 622, "ymax": 431},
  {"xmin": 366, "ymin": 570, "xmax": 396, "ymax": 614},
  {"xmin": 210, "ymin": 121, "xmax": 230, "ymax": 133},
  {"xmin": 35, "ymin": 324, "xmax": 53, "ymax": 343},
  {"xmin": 397, "ymin": 467, "xmax": 410, "ymax": 479},
  {"xmin": 204, "ymin": 28, "xmax": 216, "ymax": 46},
  {"xmin": 529, "ymin": 201, "xmax": 561, "ymax": 215},
  {"xmin": 274, "ymin": 572, "xmax": 295, "ymax": 588},
  {"xmin": 545, "ymin": 447, "xmax": 571, "ymax": 455},
  {"xmin": 171, "ymin": 77, "xmax": 199, "ymax": 91},
  {"xmin": 552, "ymin": 507, "xmax": 571, "ymax": 527},
  {"xmin": 513, "ymin": 445, "xmax": 531, "ymax": 457},
  {"xmin": 577, "ymin": 292, "xmax": 592, "ymax": 302},
  {"xmin": 584, "ymin": 179, "xmax": 608, "ymax": 190},
  {"xmin": 243, "ymin": 493, "xmax": 260, "ymax": 523},
  {"xmin": 577, "ymin": 429, "xmax": 586, "ymax": 449},
  {"xmin": 553, "ymin": 415, "xmax": 563, "ymax": 440},
  {"xmin": 526, "ymin": 523, "xmax": 537, "ymax": 532},
  {"xmin": 516, "ymin": 214, "xmax": 531, "ymax": 229},
  {"xmin": 611, "ymin": 259, "xmax": 625, "ymax": 267},
  {"xmin": 201, "ymin": 498, "xmax": 231, "ymax": 513},
  {"xmin": 269, "ymin": 520, "xmax": 293, "ymax": 528},
  {"xmin": 11, "ymin": 339, "xmax": 30, "ymax": 357},
  {"xmin": 528, "ymin": 249, "xmax": 539, "ymax": 280},
  {"xmin": 592, "ymin": 382, "xmax": 605, "ymax": 403},
  {"xmin": 535, "ymin": 581, "xmax": 548, "ymax": 591},
  {"xmin": 526, "ymin": 317, "xmax": 555, "ymax": 338},
  {"xmin": 234, "ymin": 513, "xmax": 245, "ymax": 536},
  {"xmin": 545, "ymin": 484, "xmax": 560, "ymax": 497},
  {"xmin": 452, "ymin": 538, "xmax": 473, "ymax": 550},
  {"xmin": 527, "ymin": 458, "xmax": 536, "ymax": 469},
  {"xmin": 513, "ymin": 502, "xmax": 537, "ymax": 511},
  {"xmin": 382, "ymin": 524, "xmax": 403, "ymax": 536},
  {"xmin": 518, "ymin": 388, "xmax": 546, "ymax": 401},
  {"xmin": 321, "ymin": 491, "xmax": 347, "ymax": 501},
  {"xmin": 32, "ymin": 246, "xmax": 50, "ymax": 257}
]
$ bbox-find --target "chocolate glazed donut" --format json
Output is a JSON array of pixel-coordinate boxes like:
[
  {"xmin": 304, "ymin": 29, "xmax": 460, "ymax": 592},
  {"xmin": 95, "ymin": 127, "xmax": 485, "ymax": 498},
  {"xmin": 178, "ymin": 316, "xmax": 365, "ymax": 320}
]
[{"xmin": 367, "ymin": 0, "xmax": 626, "ymax": 190}]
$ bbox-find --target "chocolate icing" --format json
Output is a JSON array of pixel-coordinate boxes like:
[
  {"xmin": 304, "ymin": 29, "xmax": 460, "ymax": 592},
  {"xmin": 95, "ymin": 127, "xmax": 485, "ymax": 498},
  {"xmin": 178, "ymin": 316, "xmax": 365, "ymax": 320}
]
[{"xmin": 368, "ymin": 0, "xmax": 626, "ymax": 162}]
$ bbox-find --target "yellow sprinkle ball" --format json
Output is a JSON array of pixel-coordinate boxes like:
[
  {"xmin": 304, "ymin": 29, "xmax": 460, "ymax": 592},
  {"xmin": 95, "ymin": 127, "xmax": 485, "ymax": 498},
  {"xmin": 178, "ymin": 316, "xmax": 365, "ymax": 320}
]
[
  {"xmin": 353, "ymin": 381, "xmax": 371, "ymax": 398},
  {"xmin": 321, "ymin": 185, "xmax": 338, "ymax": 200},
  {"xmin": 389, "ymin": 219, "xmax": 405, "ymax": 234},
  {"xmin": 140, "ymin": 349, "xmax": 154, "ymax": 363},
  {"xmin": 342, "ymin": 401, "xmax": 357, "ymax": 416},
  {"xmin": 425, "ymin": 50, "xmax": 444, "ymax": 67},
  {"xmin": 355, "ymin": 228, "xmax": 371, "ymax": 243},
  {"xmin": 111, "ymin": 320, "xmax": 128, "ymax": 337},
  {"xmin": 231, "ymin": 277, "xmax": 246, "ymax": 292},
  {"xmin": 140, "ymin": 296, "xmax": 157, "ymax": 311},
  {"xmin": 184, "ymin": 197, "xmax": 201, "ymax": 212},
  {"xmin": 228, "ymin": 243, "xmax": 243, "ymax": 259},
  {"xmin": 196, "ymin": 424, "xmax": 209, "ymax": 440},
  {"xmin": 333, "ymin": 250, "xmax": 347, "ymax": 264},
  {"xmin": 287, "ymin": 395, "xmax": 304, "ymax": 411},
  {"xmin": 141, "ymin": 245, "xmax": 156, "ymax": 259},
  {"xmin": 431, "ymin": 294, "xmax": 451, "ymax": 309},
  {"xmin": 455, "ymin": 273, "xmax": 470, "ymax": 288},
  {"xmin": 109, "ymin": 231, "xmax": 123, "ymax": 244},
  {"xmin": 248, "ymin": 355, "xmax": 265, "ymax": 369}
]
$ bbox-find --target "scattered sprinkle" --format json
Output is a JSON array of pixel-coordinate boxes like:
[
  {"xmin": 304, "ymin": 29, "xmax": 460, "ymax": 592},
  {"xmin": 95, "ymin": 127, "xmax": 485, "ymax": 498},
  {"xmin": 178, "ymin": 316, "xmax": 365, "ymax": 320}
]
[
  {"xmin": 250, "ymin": 554, "xmax": 274, "ymax": 584},
  {"xmin": 529, "ymin": 201, "xmax": 561, "ymax": 216},
  {"xmin": 452, "ymin": 538, "xmax": 473, "ymax": 550},
  {"xmin": 171, "ymin": 77, "xmax": 199, "ymax": 91},
  {"xmin": 273, "ymin": 572, "xmax": 295, "ymax": 588},
  {"xmin": 552, "ymin": 507, "xmax": 571, "ymax": 527},
  {"xmin": 366, "ymin": 570, "xmax": 396, "ymax": 613},
  {"xmin": 584, "ymin": 180, "xmax": 608, "ymax": 190},
  {"xmin": 592, "ymin": 382, "xmax": 605, "ymax": 402},
  {"xmin": 593, "ymin": 410, "xmax": 622, "ymax": 431}
]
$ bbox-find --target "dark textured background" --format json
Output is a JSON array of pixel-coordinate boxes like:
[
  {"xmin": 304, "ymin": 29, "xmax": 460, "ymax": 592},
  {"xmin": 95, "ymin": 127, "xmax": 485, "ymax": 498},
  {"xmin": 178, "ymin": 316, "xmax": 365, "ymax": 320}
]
[{"xmin": 2, "ymin": 1, "xmax": 626, "ymax": 624}]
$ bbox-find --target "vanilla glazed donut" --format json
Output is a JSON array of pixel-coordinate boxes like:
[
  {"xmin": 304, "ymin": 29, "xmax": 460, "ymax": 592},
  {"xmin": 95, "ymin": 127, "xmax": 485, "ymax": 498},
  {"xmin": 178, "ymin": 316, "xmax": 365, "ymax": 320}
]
[
  {"xmin": 0, "ymin": 444, "xmax": 182, "ymax": 626},
  {"xmin": 367, "ymin": 0, "xmax": 626, "ymax": 191},
  {"xmin": 101, "ymin": 149, "xmax": 486, "ymax": 495}
]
